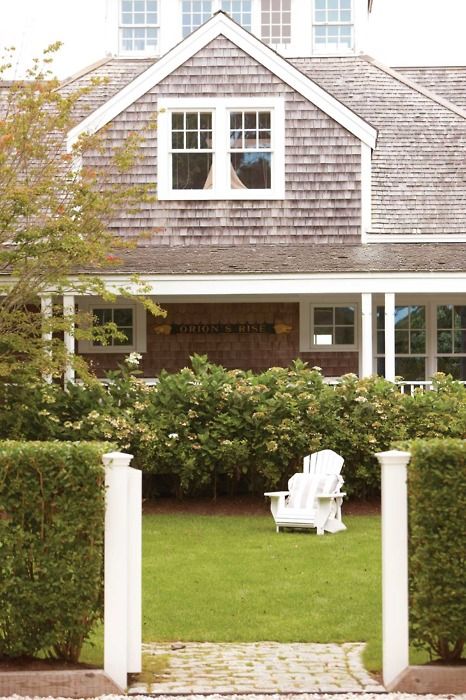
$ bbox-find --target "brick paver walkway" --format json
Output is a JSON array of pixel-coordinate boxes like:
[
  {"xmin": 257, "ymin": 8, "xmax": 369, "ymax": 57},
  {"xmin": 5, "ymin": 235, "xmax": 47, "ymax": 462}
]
[{"xmin": 129, "ymin": 642, "xmax": 385, "ymax": 694}]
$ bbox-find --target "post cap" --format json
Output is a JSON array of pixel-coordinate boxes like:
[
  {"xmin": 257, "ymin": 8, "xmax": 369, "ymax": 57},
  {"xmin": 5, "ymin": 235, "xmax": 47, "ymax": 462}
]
[
  {"xmin": 102, "ymin": 451, "xmax": 134, "ymax": 468},
  {"xmin": 375, "ymin": 449, "xmax": 411, "ymax": 465}
]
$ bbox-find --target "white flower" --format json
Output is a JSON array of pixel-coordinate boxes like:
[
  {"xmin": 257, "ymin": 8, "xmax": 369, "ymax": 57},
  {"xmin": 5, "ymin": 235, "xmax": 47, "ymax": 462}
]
[
  {"xmin": 355, "ymin": 396, "xmax": 368, "ymax": 403},
  {"xmin": 168, "ymin": 433, "xmax": 179, "ymax": 439},
  {"xmin": 125, "ymin": 352, "xmax": 142, "ymax": 367}
]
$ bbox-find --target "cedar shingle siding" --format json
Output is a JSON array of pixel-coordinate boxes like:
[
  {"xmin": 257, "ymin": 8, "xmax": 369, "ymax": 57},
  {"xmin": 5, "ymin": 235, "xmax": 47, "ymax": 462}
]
[{"xmin": 83, "ymin": 37, "xmax": 362, "ymax": 246}]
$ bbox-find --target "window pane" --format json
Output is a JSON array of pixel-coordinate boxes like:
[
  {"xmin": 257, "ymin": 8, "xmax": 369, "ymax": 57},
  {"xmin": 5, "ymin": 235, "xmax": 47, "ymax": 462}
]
[
  {"xmin": 335, "ymin": 306, "xmax": 354, "ymax": 325},
  {"xmin": 114, "ymin": 308, "xmax": 133, "ymax": 326},
  {"xmin": 395, "ymin": 330, "xmax": 409, "ymax": 354},
  {"xmin": 454, "ymin": 329, "xmax": 466, "ymax": 354},
  {"xmin": 114, "ymin": 328, "xmax": 133, "ymax": 346},
  {"xmin": 172, "ymin": 132, "xmax": 184, "ymax": 149},
  {"xmin": 396, "ymin": 357, "xmax": 426, "ymax": 381},
  {"xmin": 172, "ymin": 113, "xmax": 184, "ymax": 130},
  {"xmin": 314, "ymin": 307, "xmax": 333, "ymax": 325},
  {"xmin": 314, "ymin": 327, "xmax": 334, "ymax": 345},
  {"xmin": 410, "ymin": 305, "xmax": 426, "ymax": 329},
  {"xmin": 454, "ymin": 305, "xmax": 466, "ymax": 328},
  {"xmin": 231, "ymin": 152, "xmax": 271, "ymax": 189},
  {"xmin": 172, "ymin": 153, "xmax": 212, "ymax": 189},
  {"xmin": 376, "ymin": 306, "xmax": 385, "ymax": 330},
  {"xmin": 437, "ymin": 305, "xmax": 452, "ymax": 328},
  {"xmin": 395, "ymin": 306, "xmax": 410, "ymax": 330},
  {"xmin": 437, "ymin": 330, "xmax": 453, "ymax": 354},
  {"xmin": 410, "ymin": 330, "xmax": 426, "ymax": 354},
  {"xmin": 335, "ymin": 326, "xmax": 354, "ymax": 345},
  {"xmin": 437, "ymin": 357, "xmax": 466, "ymax": 380},
  {"xmin": 377, "ymin": 330, "xmax": 385, "ymax": 354}
]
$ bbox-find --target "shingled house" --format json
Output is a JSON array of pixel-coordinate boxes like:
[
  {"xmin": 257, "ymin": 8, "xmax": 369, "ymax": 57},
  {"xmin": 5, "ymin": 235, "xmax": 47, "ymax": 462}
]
[{"xmin": 20, "ymin": 1, "xmax": 466, "ymax": 383}]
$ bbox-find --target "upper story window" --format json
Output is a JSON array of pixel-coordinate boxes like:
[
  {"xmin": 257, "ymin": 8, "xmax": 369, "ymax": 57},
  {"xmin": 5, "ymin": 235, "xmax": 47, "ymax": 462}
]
[
  {"xmin": 313, "ymin": 0, "xmax": 353, "ymax": 53},
  {"xmin": 182, "ymin": 1, "xmax": 213, "ymax": 37},
  {"xmin": 261, "ymin": 0, "xmax": 291, "ymax": 46},
  {"xmin": 120, "ymin": 0, "xmax": 159, "ymax": 54},
  {"xmin": 181, "ymin": 1, "xmax": 253, "ymax": 37},
  {"xmin": 157, "ymin": 97, "xmax": 285, "ymax": 200},
  {"xmin": 221, "ymin": 0, "xmax": 252, "ymax": 30}
]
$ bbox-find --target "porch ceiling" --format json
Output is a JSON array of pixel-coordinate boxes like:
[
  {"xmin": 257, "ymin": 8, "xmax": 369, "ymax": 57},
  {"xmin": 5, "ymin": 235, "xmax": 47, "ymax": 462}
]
[{"xmin": 89, "ymin": 243, "xmax": 466, "ymax": 275}]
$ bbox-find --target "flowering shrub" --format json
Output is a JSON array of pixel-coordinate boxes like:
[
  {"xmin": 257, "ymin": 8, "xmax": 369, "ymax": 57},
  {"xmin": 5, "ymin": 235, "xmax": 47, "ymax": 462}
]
[{"xmin": 1, "ymin": 357, "xmax": 466, "ymax": 499}]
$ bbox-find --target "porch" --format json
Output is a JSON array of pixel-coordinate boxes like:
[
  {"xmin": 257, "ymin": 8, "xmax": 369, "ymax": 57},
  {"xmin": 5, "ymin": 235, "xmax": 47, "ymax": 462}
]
[{"xmin": 58, "ymin": 287, "xmax": 466, "ymax": 385}]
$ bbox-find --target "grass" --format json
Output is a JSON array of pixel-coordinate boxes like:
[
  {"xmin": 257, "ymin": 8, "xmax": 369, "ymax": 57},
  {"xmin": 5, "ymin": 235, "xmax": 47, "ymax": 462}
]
[{"xmin": 82, "ymin": 512, "xmax": 385, "ymax": 670}]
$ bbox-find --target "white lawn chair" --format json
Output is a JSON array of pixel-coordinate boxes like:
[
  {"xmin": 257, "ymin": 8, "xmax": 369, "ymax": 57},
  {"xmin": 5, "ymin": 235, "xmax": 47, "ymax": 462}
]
[{"xmin": 264, "ymin": 449, "xmax": 346, "ymax": 535}]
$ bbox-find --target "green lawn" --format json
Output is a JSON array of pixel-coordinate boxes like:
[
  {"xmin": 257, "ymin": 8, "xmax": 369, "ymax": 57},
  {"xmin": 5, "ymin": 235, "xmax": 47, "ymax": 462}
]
[{"xmin": 82, "ymin": 512, "xmax": 386, "ymax": 670}]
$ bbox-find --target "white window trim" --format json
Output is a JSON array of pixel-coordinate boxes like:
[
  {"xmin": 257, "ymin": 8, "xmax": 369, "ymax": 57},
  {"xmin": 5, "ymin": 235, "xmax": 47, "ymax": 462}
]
[
  {"xmin": 78, "ymin": 298, "xmax": 147, "ymax": 354},
  {"xmin": 300, "ymin": 301, "xmax": 359, "ymax": 352},
  {"xmin": 157, "ymin": 96, "xmax": 285, "ymax": 201},
  {"xmin": 118, "ymin": 0, "xmax": 161, "ymax": 56}
]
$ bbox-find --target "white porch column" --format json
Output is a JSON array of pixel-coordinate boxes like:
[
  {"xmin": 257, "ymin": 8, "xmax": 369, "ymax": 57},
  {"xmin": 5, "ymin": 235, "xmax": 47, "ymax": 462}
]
[
  {"xmin": 384, "ymin": 293, "xmax": 396, "ymax": 382},
  {"xmin": 40, "ymin": 294, "xmax": 53, "ymax": 384},
  {"xmin": 376, "ymin": 449, "xmax": 411, "ymax": 688},
  {"xmin": 63, "ymin": 294, "xmax": 75, "ymax": 384},
  {"xmin": 361, "ymin": 292, "xmax": 373, "ymax": 377}
]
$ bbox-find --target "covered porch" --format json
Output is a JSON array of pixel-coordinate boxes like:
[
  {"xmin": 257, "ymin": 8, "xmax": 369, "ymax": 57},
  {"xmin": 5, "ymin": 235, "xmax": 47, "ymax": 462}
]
[{"xmin": 55, "ymin": 256, "xmax": 466, "ymax": 387}]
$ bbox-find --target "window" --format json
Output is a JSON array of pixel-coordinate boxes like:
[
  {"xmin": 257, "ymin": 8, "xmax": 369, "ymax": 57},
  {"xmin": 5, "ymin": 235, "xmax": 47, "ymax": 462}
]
[
  {"xmin": 311, "ymin": 305, "xmax": 357, "ymax": 349},
  {"xmin": 376, "ymin": 305, "xmax": 426, "ymax": 380},
  {"xmin": 436, "ymin": 304, "xmax": 466, "ymax": 380},
  {"xmin": 261, "ymin": 0, "xmax": 291, "ymax": 46},
  {"xmin": 92, "ymin": 307, "xmax": 134, "ymax": 348},
  {"xmin": 313, "ymin": 0, "xmax": 353, "ymax": 53},
  {"xmin": 182, "ymin": 0, "xmax": 213, "ymax": 37},
  {"xmin": 221, "ymin": 0, "xmax": 252, "ymax": 30},
  {"xmin": 79, "ymin": 300, "xmax": 147, "ymax": 354},
  {"xmin": 158, "ymin": 97, "xmax": 285, "ymax": 200},
  {"xmin": 120, "ymin": 0, "xmax": 159, "ymax": 53}
]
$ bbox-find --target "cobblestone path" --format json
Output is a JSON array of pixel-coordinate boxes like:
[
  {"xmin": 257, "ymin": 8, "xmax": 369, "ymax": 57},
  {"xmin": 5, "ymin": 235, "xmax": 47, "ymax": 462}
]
[{"xmin": 128, "ymin": 642, "xmax": 386, "ymax": 694}]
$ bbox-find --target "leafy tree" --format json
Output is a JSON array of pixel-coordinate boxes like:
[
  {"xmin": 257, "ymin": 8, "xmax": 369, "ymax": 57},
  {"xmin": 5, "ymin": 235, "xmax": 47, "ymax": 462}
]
[{"xmin": 0, "ymin": 44, "xmax": 164, "ymax": 380}]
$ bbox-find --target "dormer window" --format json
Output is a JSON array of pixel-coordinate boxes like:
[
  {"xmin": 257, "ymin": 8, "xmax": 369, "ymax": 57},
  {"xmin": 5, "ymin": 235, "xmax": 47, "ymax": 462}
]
[
  {"xmin": 313, "ymin": 0, "xmax": 353, "ymax": 53},
  {"xmin": 157, "ymin": 97, "xmax": 285, "ymax": 200},
  {"xmin": 120, "ymin": 0, "xmax": 159, "ymax": 54}
]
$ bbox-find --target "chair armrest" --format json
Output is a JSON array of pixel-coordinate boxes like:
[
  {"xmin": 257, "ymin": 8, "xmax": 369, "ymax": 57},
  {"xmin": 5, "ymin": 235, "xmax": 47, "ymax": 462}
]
[
  {"xmin": 264, "ymin": 491, "xmax": 289, "ymax": 497},
  {"xmin": 317, "ymin": 492, "xmax": 346, "ymax": 499}
]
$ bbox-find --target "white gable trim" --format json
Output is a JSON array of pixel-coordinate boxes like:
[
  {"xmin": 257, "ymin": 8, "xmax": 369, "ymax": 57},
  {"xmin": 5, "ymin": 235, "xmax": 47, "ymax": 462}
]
[{"xmin": 67, "ymin": 12, "xmax": 377, "ymax": 151}]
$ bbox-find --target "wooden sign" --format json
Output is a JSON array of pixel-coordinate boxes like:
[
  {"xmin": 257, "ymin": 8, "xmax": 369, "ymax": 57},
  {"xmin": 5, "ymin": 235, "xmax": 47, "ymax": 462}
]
[{"xmin": 154, "ymin": 321, "xmax": 292, "ymax": 336}]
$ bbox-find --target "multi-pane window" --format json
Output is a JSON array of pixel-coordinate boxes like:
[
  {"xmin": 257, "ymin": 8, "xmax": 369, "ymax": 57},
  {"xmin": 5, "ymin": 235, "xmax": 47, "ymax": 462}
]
[
  {"xmin": 313, "ymin": 0, "xmax": 353, "ymax": 52},
  {"xmin": 261, "ymin": 0, "xmax": 291, "ymax": 46},
  {"xmin": 92, "ymin": 308, "xmax": 134, "ymax": 347},
  {"xmin": 120, "ymin": 0, "xmax": 159, "ymax": 53},
  {"xmin": 171, "ymin": 111, "xmax": 213, "ymax": 190},
  {"xmin": 312, "ymin": 306, "xmax": 356, "ymax": 347},
  {"xmin": 159, "ymin": 98, "xmax": 284, "ymax": 199},
  {"xmin": 436, "ymin": 305, "xmax": 466, "ymax": 379},
  {"xmin": 182, "ymin": 0, "xmax": 213, "ymax": 37},
  {"xmin": 229, "ymin": 111, "xmax": 271, "ymax": 189},
  {"xmin": 221, "ymin": 0, "xmax": 252, "ymax": 30},
  {"xmin": 376, "ymin": 305, "xmax": 426, "ymax": 380}
]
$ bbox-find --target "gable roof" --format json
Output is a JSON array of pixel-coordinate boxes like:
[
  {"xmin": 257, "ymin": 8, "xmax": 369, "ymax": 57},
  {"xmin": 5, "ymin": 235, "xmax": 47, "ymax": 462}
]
[{"xmin": 66, "ymin": 11, "xmax": 377, "ymax": 151}]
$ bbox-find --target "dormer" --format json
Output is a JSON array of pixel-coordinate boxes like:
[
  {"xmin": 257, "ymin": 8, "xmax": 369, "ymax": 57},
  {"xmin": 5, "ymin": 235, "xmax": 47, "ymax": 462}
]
[{"xmin": 111, "ymin": 0, "xmax": 370, "ymax": 59}]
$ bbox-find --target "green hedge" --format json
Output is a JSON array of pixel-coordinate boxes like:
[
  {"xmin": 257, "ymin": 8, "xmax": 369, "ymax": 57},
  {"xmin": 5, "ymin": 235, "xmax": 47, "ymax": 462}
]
[
  {"xmin": 0, "ymin": 441, "xmax": 109, "ymax": 661},
  {"xmin": 406, "ymin": 438, "xmax": 466, "ymax": 662},
  {"xmin": 1, "ymin": 357, "xmax": 466, "ymax": 500}
]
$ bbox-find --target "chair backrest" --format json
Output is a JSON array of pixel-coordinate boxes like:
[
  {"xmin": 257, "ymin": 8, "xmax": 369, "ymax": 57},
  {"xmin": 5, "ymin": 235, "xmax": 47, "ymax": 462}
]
[
  {"xmin": 287, "ymin": 472, "xmax": 339, "ymax": 510},
  {"xmin": 303, "ymin": 449, "xmax": 344, "ymax": 476}
]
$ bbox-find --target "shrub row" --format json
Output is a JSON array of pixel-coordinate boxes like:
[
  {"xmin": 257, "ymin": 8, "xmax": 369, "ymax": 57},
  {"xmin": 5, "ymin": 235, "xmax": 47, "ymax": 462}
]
[
  {"xmin": 404, "ymin": 438, "xmax": 466, "ymax": 662},
  {"xmin": 1, "ymin": 356, "xmax": 466, "ymax": 499},
  {"xmin": 0, "ymin": 441, "xmax": 109, "ymax": 661}
]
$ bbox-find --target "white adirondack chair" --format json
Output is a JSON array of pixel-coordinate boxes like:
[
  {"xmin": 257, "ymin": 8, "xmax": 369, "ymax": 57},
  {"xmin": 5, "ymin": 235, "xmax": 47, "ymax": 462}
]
[{"xmin": 264, "ymin": 449, "xmax": 346, "ymax": 535}]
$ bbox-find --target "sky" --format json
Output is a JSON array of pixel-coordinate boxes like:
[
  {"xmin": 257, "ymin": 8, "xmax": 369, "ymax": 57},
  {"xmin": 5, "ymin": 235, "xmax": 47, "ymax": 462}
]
[{"xmin": 1, "ymin": 0, "xmax": 466, "ymax": 80}]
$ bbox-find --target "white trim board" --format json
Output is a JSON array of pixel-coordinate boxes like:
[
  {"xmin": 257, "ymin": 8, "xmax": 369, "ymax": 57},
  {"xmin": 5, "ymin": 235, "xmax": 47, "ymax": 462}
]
[
  {"xmin": 67, "ymin": 11, "xmax": 377, "ymax": 151},
  {"xmin": 366, "ymin": 234, "xmax": 466, "ymax": 243}
]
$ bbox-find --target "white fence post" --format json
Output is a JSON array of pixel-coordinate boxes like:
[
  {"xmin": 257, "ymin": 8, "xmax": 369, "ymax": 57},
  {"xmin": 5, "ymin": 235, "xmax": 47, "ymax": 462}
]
[
  {"xmin": 103, "ymin": 451, "xmax": 142, "ymax": 691},
  {"xmin": 376, "ymin": 449, "xmax": 411, "ymax": 688}
]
